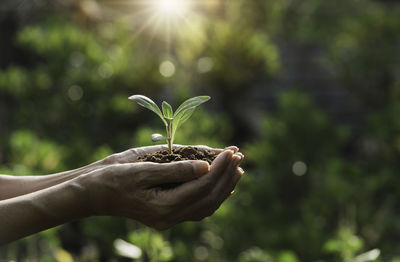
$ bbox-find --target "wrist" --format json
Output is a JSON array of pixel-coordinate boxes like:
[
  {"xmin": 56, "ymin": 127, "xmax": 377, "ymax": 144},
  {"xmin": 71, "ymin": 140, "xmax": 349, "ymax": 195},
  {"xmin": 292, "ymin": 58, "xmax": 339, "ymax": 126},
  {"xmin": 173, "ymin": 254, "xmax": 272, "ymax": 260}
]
[
  {"xmin": 65, "ymin": 176, "xmax": 92, "ymax": 219},
  {"xmin": 75, "ymin": 167, "xmax": 116, "ymax": 217}
]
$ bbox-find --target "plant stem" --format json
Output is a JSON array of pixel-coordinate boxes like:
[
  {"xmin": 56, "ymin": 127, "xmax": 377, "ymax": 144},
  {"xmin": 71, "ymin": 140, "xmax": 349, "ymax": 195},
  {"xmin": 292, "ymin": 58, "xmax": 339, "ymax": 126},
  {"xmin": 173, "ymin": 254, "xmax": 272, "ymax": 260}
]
[{"xmin": 166, "ymin": 119, "xmax": 173, "ymax": 154}]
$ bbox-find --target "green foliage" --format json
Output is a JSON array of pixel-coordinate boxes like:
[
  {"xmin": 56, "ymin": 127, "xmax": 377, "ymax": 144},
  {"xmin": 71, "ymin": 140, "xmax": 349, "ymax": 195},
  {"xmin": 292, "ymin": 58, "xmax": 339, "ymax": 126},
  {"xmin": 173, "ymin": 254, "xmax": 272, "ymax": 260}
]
[
  {"xmin": 127, "ymin": 229, "xmax": 174, "ymax": 262},
  {"xmin": 238, "ymin": 248, "xmax": 274, "ymax": 262},
  {"xmin": 9, "ymin": 130, "xmax": 65, "ymax": 173},
  {"xmin": 129, "ymin": 95, "xmax": 210, "ymax": 152},
  {"xmin": 324, "ymin": 226, "xmax": 364, "ymax": 261}
]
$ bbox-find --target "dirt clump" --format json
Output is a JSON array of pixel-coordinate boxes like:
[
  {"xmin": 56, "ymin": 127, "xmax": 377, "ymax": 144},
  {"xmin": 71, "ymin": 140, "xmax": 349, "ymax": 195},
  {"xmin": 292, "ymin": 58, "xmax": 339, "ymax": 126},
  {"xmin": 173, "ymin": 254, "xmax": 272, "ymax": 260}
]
[{"xmin": 137, "ymin": 146, "xmax": 216, "ymax": 164}]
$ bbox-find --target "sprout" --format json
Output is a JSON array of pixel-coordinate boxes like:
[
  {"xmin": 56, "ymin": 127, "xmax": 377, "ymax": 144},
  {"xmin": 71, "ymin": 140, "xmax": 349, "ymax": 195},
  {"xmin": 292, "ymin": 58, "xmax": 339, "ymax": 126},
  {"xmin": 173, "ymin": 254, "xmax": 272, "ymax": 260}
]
[{"xmin": 129, "ymin": 95, "xmax": 211, "ymax": 153}]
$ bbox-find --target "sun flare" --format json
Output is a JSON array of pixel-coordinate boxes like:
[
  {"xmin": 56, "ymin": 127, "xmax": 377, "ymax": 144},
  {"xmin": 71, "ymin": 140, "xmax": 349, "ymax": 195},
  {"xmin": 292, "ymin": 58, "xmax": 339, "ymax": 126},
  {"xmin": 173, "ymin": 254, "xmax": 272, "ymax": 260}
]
[
  {"xmin": 101, "ymin": 0, "xmax": 199, "ymax": 52},
  {"xmin": 152, "ymin": 0, "xmax": 189, "ymax": 17}
]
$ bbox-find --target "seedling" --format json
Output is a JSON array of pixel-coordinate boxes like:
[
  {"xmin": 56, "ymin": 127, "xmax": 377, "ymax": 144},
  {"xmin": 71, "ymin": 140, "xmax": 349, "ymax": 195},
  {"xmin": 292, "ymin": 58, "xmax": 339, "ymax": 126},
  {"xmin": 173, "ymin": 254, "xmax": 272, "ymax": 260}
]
[{"xmin": 128, "ymin": 95, "xmax": 211, "ymax": 154}]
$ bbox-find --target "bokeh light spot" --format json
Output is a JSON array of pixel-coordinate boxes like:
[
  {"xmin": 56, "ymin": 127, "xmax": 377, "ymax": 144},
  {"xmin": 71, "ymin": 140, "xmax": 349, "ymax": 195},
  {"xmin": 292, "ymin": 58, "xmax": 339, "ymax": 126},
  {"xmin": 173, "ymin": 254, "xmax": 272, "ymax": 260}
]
[
  {"xmin": 194, "ymin": 246, "xmax": 209, "ymax": 260},
  {"xmin": 98, "ymin": 63, "xmax": 114, "ymax": 78},
  {"xmin": 197, "ymin": 57, "xmax": 214, "ymax": 73},
  {"xmin": 292, "ymin": 161, "xmax": 307, "ymax": 176},
  {"xmin": 68, "ymin": 85, "xmax": 83, "ymax": 101},
  {"xmin": 159, "ymin": 60, "xmax": 176, "ymax": 77}
]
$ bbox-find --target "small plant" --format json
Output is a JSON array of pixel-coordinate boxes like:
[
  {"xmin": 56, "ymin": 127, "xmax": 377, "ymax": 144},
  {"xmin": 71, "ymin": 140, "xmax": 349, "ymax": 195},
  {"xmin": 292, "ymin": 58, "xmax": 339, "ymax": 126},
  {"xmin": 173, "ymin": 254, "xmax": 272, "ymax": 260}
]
[{"xmin": 129, "ymin": 95, "xmax": 211, "ymax": 154}]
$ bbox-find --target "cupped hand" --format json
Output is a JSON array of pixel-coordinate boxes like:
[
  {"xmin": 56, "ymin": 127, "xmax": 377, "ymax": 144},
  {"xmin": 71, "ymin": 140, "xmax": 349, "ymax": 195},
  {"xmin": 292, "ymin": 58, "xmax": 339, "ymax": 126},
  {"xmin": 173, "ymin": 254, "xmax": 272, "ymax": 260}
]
[{"xmin": 81, "ymin": 147, "xmax": 243, "ymax": 230}]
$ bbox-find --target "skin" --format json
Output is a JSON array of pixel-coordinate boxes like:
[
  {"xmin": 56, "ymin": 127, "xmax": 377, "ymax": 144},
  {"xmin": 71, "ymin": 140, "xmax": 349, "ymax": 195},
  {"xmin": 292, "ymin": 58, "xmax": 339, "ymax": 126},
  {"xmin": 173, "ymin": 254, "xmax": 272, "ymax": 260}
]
[{"xmin": 0, "ymin": 145, "xmax": 244, "ymax": 246}]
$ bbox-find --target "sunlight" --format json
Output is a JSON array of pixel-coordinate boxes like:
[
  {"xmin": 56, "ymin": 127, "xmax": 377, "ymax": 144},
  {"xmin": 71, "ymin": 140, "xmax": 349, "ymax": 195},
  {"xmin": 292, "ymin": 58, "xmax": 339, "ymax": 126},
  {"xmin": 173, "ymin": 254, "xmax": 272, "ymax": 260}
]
[
  {"xmin": 152, "ymin": 0, "xmax": 189, "ymax": 17},
  {"xmin": 99, "ymin": 0, "xmax": 198, "ymax": 53}
]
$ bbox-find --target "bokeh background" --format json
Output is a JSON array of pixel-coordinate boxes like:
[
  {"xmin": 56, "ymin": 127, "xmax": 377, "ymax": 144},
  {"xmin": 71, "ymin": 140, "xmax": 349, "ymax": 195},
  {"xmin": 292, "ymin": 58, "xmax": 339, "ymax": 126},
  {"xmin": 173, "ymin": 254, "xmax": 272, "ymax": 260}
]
[{"xmin": 1, "ymin": 0, "xmax": 400, "ymax": 261}]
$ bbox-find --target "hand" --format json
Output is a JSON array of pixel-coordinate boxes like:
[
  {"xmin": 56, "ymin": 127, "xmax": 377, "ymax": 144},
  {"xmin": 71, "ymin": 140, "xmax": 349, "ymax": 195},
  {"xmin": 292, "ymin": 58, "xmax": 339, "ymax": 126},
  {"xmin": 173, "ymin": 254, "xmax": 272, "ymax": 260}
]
[{"xmin": 80, "ymin": 147, "xmax": 244, "ymax": 230}]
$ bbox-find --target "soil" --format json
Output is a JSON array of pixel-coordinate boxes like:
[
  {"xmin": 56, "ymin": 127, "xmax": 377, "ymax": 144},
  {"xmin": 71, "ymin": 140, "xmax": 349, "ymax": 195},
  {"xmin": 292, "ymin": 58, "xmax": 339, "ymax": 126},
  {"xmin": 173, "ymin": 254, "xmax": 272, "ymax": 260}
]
[{"xmin": 137, "ymin": 146, "xmax": 217, "ymax": 164}]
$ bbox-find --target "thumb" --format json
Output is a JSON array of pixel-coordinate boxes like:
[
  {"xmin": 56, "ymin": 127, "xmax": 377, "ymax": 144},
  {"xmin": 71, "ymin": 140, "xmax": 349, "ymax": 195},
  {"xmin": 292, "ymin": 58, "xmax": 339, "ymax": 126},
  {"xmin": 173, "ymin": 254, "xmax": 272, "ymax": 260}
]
[{"xmin": 142, "ymin": 160, "xmax": 210, "ymax": 185}]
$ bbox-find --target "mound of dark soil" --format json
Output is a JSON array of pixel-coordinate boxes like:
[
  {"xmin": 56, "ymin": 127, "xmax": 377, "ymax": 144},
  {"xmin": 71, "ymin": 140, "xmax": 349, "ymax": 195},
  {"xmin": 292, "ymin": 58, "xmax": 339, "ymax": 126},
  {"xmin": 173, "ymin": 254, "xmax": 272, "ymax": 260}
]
[{"xmin": 137, "ymin": 146, "xmax": 216, "ymax": 164}]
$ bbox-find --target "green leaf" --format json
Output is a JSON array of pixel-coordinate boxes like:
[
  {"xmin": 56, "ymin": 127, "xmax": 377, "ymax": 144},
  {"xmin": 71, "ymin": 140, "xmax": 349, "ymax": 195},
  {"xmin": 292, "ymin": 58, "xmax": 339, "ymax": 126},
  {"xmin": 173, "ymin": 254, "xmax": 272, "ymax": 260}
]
[
  {"xmin": 173, "ymin": 96, "xmax": 210, "ymax": 117},
  {"xmin": 162, "ymin": 101, "xmax": 173, "ymax": 119},
  {"xmin": 151, "ymin": 133, "xmax": 167, "ymax": 142},
  {"xmin": 175, "ymin": 106, "xmax": 195, "ymax": 125},
  {"xmin": 128, "ymin": 95, "xmax": 166, "ymax": 125},
  {"xmin": 171, "ymin": 106, "xmax": 196, "ymax": 141}
]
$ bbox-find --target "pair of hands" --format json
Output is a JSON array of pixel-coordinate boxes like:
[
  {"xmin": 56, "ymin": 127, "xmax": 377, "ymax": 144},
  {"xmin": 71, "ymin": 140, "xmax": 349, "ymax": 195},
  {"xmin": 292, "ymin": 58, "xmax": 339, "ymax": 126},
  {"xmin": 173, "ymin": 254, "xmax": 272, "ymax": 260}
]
[
  {"xmin": 0, "ymin": 145, "xmax": 243, "ymax": 245},
  {"xmin": 81, "ymin": 145, "xmax": 244, "ymax": 230}
]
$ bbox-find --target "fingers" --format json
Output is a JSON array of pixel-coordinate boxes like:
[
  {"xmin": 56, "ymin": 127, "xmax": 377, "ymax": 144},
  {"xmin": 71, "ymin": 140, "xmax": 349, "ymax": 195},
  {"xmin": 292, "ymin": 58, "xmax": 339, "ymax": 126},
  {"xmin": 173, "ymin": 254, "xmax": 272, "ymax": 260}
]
[
  {"xmin": 167, "ymin": 150, "xmax": 234, "ymax": 201},
  {"xmin": 204, "ymin": 154, "xmax": 243, "ymax": 208},
  {"xmin": 141, "ymin": 151, "xmax": 235, "ymax": 227},
  {"xmin": 133, "ymin": 160, "xmax": 210, "ymax": 186},
  {"xmin": 199, "ymin": 145, "xmax": 238, "ymax": 155},
  {"xmin": 210, "ymin": 150, "xmax": 235, "ymax": 179},
  {"xmin": 218, "ymin": 159, "xmax": 244, "ymax": 199},
  {"xmin": 173, "ymin": 144, "xmax": 239, "ymax": 155},
  {"xmin": 215, "ymin": 153, "xmax": 242, "ymax": 193},
  {"xmin": 224, "ymin": 146, "xmax": 239, "ymax": 153},
  {"xmin": 171, "ymin": 151, "xmax": 244, "ymax": 222},
  {"xmin": 145, "ymin": 150, "xmax": 236, "ymax": 225}
]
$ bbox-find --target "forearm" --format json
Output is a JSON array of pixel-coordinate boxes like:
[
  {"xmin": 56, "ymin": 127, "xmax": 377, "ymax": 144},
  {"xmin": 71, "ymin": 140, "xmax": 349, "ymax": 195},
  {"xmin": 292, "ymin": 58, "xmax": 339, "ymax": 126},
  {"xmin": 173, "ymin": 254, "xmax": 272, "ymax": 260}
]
[
  {"xmin": 0, "ymin": 161, "xmax": 104, "ymax": 200},
  {"xmin": 0, "ymin": 177, "xmax": 89, "ymax": 245}
]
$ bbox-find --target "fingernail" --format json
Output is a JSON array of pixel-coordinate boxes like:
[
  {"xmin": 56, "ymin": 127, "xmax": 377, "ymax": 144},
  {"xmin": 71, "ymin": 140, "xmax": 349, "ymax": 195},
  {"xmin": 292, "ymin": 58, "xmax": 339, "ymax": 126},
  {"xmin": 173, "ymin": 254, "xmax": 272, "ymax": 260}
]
[
  {"xmin": 233, "ymin": 154, "xmax": 242, "ymax": 166},
  {"xmin": 224, "ymin": 146, "xmax": 238, "ymax": 153},
  {"xmin": 225, "ymin": 149, "xmax": 234, "ymax": 159},
  {"xmin": 193, "ymin": 161, "xmax": 210, "ymax": 176},
  {"xmin": 238, "ymin": 167, "xmax": 244, "ymax": 175}
]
